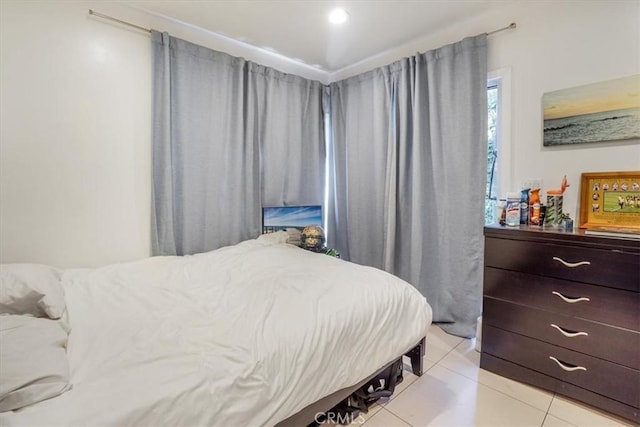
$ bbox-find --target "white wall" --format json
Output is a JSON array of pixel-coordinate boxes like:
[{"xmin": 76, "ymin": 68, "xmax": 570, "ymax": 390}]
[
  {"xmin": 2, "ymin": 0, "xmax": 639, "ymax": 267},
  {"xmin": 0, "ymin": 0, "xmax": 324, "ymax": 268},
  {"xmin": 333, "ymin": 0, "xmax": 640, "ymax": 220},
  {"xmin": 1, "ymin": 1, "xmax": 150, "ymax": 268}
]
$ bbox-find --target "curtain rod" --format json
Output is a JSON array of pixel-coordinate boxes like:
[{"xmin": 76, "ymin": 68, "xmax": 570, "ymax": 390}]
[
  {"xmin": 88, "ymin": 10, "xmax": 151, "ymax": 33},
  {"xmin": 88, "ymin": 9, "xmax": 515, "ymax": 39},
  {"xmin": 486, "ymin": 22, "xmax": 517, "ymax": 36}
]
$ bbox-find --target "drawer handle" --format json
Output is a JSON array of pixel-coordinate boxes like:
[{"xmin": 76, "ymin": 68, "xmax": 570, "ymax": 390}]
[
  {"xmin": 551, "ymin": 291, "xmax": 590, "ymax": 304},
  {"xmin": 552, "ymin": 256, "xmax": 591, "ymax": 268},
  {"xmin": 549, "ymin": 356, "xmax": 587, "ymax": 372},
  {"xmin": 550, "ymin": 324, "xmax": 588, "ymax": 338}
]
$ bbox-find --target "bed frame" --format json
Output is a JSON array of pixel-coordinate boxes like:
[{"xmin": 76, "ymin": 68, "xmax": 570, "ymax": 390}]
[{"xmin": 276, "ymin": 336, "xmax": 426, "ymax": 427}]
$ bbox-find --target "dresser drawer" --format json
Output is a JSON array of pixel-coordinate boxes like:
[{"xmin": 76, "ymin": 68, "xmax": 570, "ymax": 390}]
[
  {"xmin": 483, "ymin": 297, "xmax": 640, "ymax": 369},
  {"xmin": 482, "ymin": 325, "xmax": 640, "ymax": 408},
  {"xmin": 485, "ymin": 237, "xmax": 639, "ymax": 292},
  {"xmin": 484, "ymin": 267, "xmax": 639, "ymax": 330},
  {"xmin": 480, "ymin": 353, "xmax": 640, "ymax": 425}
]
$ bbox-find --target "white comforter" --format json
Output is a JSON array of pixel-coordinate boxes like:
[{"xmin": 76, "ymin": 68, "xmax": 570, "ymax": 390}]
[{"xmin": 2, "ymin": 233, "xmax": 432, "ymax": 427}]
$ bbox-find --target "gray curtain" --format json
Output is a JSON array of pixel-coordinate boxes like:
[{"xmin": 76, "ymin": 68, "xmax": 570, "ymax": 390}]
[
  {"xmin": 328, "ymin": 35, "xmax": 487, "ymax": 337},
  {"xmin": 251, "ymin": 64, "xmax": 325, "ymax": 207},
  {"xmin": 326, "ymin": 69, "xmax": 393, "ymax": 265},
  {"xmin": 151, "ymin": 32, "xmax": 325, "ymax": 256}
]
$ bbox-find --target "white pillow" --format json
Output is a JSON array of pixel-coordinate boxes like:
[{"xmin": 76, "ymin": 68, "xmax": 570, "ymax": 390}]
[
  {"xmin": 0, "ymin": 264, "xmax": 66, "ymax": 319},
  {"xmin": 0, "ymin": 315, "xmax": 72, "ymax": 412},
  {"xmin": 258, "ymin": 230, "xmax": 294, "ymax": 245}
]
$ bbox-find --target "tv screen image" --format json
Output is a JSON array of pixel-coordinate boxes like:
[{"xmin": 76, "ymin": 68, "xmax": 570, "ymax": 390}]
[{"xmin": 262, "ymin": 205, "xmax": 322, "ymax": 234}]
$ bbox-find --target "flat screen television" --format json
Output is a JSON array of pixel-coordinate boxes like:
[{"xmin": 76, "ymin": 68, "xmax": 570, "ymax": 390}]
[{"xmin": 262, "ymin": 205, "xmax": 322, "ymax": 234}]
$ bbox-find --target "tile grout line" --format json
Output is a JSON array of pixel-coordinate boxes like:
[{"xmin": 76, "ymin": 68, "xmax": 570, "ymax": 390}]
[
  {"xmin": 545, "ymin": 392, "xmax": 556, "ymax": 419},
  {"xmin": 379, "ymin": 406, "xmax": 415, "ymax": 427},
  {"xmin": 383, "ymin": 335, "xmax": 461, "ymax": 407},
  {"xmin": 540, "ymin": 412, "xmax": 548, "ymax": 426},
  {"xmin": 363, "ymin": 331, "xmax": 463, "ymax": 426},
  {"xmin": 391, "ymin": 355, "xmax": 439, "ymax": 402},
  {"xmin": 426, "ymin": 331, "xmax": 633, "ymax": 427},
  {"xmin": 437, "ymin": 340, "xmax": 555, "ymax": 418},
  {"xmin": 544, "ymin": 395, "xmax": 629, "ymax": 427},
  {"xmin": 539, "ymin": 392, "xmax": 556, "ymax": 427},
  {"xmin": 439, "ymin": 348, "xmax": 627, "ymax": 427},
  {"xmin": 375, "ymin": 339, "xmax": 461, "ymax": 426},
  {"xmin": 425, "ymin": 337, "xmax": 464, "ymax": 366},
  {"xmin": 436, "ymin": 361, "xmax": 552, "ymax": 420},
  {"xmin": 366, "ymin": 339, "xmax": 458, "ymax": 426}
]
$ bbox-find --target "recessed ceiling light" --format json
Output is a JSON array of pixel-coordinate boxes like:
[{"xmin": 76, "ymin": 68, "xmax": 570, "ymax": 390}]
[{"xmin": 328, "ymin": 8, "xmax": 349, "ymax": 24}]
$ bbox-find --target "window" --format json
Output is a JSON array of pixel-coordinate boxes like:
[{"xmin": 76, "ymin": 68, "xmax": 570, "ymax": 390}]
[
  {"xmin": 485, "ymin": 83, "xmax": 499, "ymax": 225},
  {"xmin": 484, "ymin": 68, "xmax": 511, "ymax": 226}
]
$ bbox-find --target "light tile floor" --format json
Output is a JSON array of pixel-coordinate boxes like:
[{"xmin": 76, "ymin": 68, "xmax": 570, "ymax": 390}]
[{"xmin": 354, "ymin": 324, "xmax": 635, "ymax": 427}]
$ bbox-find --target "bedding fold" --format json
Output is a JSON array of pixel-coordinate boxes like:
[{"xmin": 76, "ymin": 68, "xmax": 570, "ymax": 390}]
[{"xmin": 0, "ymin": 233, "xmax": 432, "ymax": 426}]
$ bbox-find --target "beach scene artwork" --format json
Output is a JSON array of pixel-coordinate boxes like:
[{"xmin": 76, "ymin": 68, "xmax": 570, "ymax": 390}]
[
  {"xmin": 543, "ymin": 74, "xmax": 640, "ymax": 146},
  {"xmin": 262, "ymin": 205, "xmax": 322, "ymax": 234}
]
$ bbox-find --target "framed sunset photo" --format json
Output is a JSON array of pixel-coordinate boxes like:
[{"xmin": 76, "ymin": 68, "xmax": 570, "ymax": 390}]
[{"xmin": 542, "ymin": 75, "xmax": 640, "ymax": 147}]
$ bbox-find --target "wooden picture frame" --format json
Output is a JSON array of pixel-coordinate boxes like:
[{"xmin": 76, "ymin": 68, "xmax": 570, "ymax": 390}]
[{"xmin": 579, "ymin": 171, "xmax": 640, "ymax": 230}]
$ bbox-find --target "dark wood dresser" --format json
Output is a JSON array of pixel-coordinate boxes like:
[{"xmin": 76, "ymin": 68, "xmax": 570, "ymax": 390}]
[{"xmin": 481, "ymin": 225, "xmax": 640, "ymax": 423}]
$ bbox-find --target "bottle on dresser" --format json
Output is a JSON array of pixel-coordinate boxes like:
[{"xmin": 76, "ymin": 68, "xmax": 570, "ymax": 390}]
[{"xmin": 505, "ymin": 192, "xmax": 521, "ymax": 227}]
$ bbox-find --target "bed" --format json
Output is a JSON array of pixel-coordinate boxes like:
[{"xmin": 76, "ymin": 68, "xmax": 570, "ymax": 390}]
[{"xmin": 0, "ymin": 232, "xmax": 432, "ymax": 426}]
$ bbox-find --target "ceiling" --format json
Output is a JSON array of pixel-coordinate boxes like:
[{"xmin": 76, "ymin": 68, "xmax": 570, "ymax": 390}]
[{"xmin": 123, "ymin": 0, "xmax": 507, "ymax": 73}]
